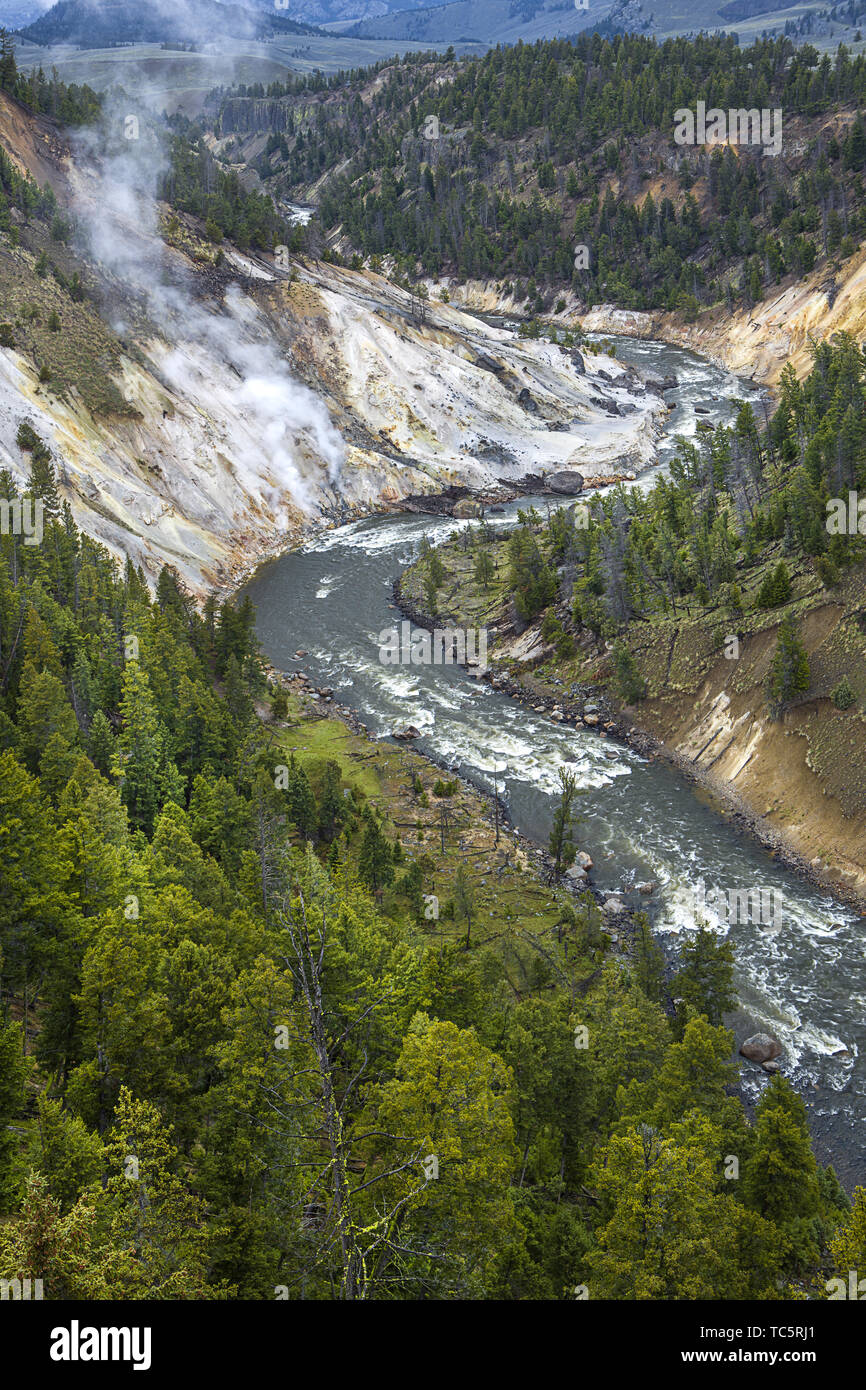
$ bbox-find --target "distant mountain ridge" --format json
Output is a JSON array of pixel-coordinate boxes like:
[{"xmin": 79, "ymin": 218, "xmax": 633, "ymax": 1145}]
[
  {"xmin": 346, "ymin": 0, "xmax": 603, "ymax": 44},
  {"xmin": 256, "ymin": 0, "xmax": 440, "ymax": 23},
  {"xmin": 18, "ymin": 0, "xmax": 321, "ymax": 46}
]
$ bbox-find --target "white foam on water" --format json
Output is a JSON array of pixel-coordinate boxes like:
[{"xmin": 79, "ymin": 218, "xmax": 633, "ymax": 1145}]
[{"xmin": 315, "ymin": 574, "xmax": 341, "ymax": 599}]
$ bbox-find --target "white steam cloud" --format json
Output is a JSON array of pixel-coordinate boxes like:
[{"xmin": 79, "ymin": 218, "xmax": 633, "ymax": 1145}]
[{"xmin": 69, "ymin": 90, "xmax": 344, "ymax": 524}]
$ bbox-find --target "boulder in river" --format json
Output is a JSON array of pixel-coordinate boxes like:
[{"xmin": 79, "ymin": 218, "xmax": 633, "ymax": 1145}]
[
  {"xmin": 392, "ymin": 725, "xmax": 421, "ymax": 741},
  {"xmin": 453, "ymin": 497, "xmax": 482, "ymax": 518},
  {"xmin": 547, "ymin": 470, "xmax": 585, "ymax": 495},
  {"xmin": 517, "ymin": 387, "xmax": 539, "ymax": 413},
  {"xmin": 740, "ymin": 1033, "xmax": 783, "ymax": 1065}
]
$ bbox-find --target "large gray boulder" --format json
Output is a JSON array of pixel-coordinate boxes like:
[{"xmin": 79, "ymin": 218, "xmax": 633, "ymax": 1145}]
[
  {"xmin": 740, "ymin": 1033, "xmax": 783, "ymax": 1064},
  {"xmin": 547, "ymin": 470, "xmax": 585, "ymax": 495}
]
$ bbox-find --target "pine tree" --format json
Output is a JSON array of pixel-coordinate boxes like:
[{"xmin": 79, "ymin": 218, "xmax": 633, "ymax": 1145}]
[
  {"xmin": 632, "ymin": 911, "xmax": 666, "ymax": 1003},
  {"xmin": 768, "ymin": 613, "xmax": 810, "ymax": 716},
  {"xmin": 27, "ymin": 443, "xmax": 61, "ymax": 518},
  {"xmin": 742, "ymin": 1075, "xmax": 822, "ymax": 1272},
  {"xmin": 88, "ymin": 709, "xmax": 115, "ymax": 776},
  {"xmin": 549, "ymin": 766, "xmax": 578, "ymax": 876},
  {"xmin": 454, "ymin": 861, "xmax": 476, "ymax": 950},
  {"xmin": 358, "ymin": 813, "xmax": 394, "ymax": 895},
  {"xmin": 286, "ymin": 756, "xmax": 317, "ymax": 840},
  {"xmin": 673, "ymin": 922, "xmax": 737, "ymax": 1028},
  {"xmin": 113, "ymin": 662, "xmax": 167, "ymax": 833},
  {"xmin": 0, "ymin": 1022, "xmax": 27, "ymax": 1212},
  {"xmin": 0, "ymin": 29, "xmax": 17, "ymax": 91}
]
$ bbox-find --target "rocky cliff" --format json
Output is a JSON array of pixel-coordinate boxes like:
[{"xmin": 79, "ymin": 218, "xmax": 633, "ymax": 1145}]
[{"xmin": 0, "ymin": 92, "xmax": 666, "ymax": 597}]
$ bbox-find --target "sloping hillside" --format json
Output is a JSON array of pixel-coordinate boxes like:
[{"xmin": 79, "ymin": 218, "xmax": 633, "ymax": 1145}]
[
  {"xmin": 346, "ymin": 0, "xmax": 607, "ymax": 42},
  {"xmin": 204, "ymin": 33, "xmax": 866, "ymax": 343},
  {"xmin": 0, "ymin": 88, "xmax": 661, "ymax": 594},
  {"xmin": 18, "ymin": 0, "xmax": 319, "ymax": 45}
]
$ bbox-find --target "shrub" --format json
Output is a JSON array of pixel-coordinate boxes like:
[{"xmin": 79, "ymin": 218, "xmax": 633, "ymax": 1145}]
[
  {"xmin": 432, "ymin": 778, "xmax": 457, "ymax": 798},
  {"xmin": 815, "ymin": 555, "xmax": 842, "ymax": 588},
  {"xmin": 831, "ymin": 676, "xmax": 857, "ymax": 710}
]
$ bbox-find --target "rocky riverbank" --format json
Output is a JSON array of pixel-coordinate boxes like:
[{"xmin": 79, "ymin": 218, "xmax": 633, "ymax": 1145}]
[{"xmin": 393, "ymin": 568, "xmax": 866, "ymax": 920}]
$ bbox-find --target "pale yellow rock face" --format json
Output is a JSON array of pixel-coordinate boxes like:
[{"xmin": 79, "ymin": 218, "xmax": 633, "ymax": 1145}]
[
  {"xmin": 0, "ymin": 251, "xmax": 666, "ymax": 597},
  {"xmin": 577, "ymin": 247, "xmax": 866, "ymax": 388}
]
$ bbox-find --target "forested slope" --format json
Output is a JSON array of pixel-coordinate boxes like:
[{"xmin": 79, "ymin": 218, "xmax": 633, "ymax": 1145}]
[
  {"xmin": 205, "ymin": 33, "xmax": 866, "ymax": 323},
  {"xmin": 1, "ymin": 450, "xmax": 864, "ymax": 1299}
]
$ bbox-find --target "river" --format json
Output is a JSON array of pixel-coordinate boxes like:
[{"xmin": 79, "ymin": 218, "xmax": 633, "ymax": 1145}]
[{"xmin": 242, "ymin": 335, "xmax": 865, "ymax": 1187}]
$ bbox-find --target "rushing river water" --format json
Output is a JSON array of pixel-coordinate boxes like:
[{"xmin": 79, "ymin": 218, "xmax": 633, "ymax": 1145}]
[{"xmin": 243, "ymin": 336, "xmax": 865, "ymax": 1186}]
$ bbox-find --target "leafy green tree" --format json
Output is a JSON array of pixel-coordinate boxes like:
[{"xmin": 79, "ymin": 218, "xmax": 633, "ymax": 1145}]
[
  {"xmin": 87, "ymin": 709, "xmax": 115, "ymax": 776},
  {"xmin": 316, "ymin": 760, "xmax": 344, "ymax": 842},
  {"xmin": 66, "ymin": 915, "xmax": 172, "ymax": 1133},
  {"xmin": 0, "ymin": 751, "xmax": 75, "ymax": 1050},
  {"xmin": 631, "ymin": 911, "xmax": 666, "ymax": 1003},
  {"xmin": 474, "ymin": 547, "xmax": 495, "ymax": 590},
  {"xmin": 31, "ymin": 1095, "xmax": 103, "ymax": 1213},
  {"xmin": 756, "ymin": 560, "xmax": 792, "ymax": 607},
  {"xmin": 828, "ymin": 1186, "xmax": 866, "ymax": 1292},
  {"xmin": 612, "ymin": 641, "xmax": 647, "ymax": 702},
  {"xmin": 15, "ymin": 665, "xmax": 78, "ymax": 772},
  {"xmin": 102, "ymin": 1088, "xmax": 233, "ymax": 1298},
  {"xmin": 0, "ymin": 1173, "xmax": 118, "ymax": 1300},
  {"xmin": 830, "ymin": 675, "xmax": 856, "ymax": 710},
  {"xmin": 588, "ymin": 1112, "xmax": 783, "ymax": 1299},
  {"xmin": 366, "ymin": 1012, "xmax": 519, "ymax": 1295}
]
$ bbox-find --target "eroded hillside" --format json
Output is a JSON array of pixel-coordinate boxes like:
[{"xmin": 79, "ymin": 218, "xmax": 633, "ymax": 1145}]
[{"xmin": 0, "ymin": 89, "xmax": 665, "ymax": 594}]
